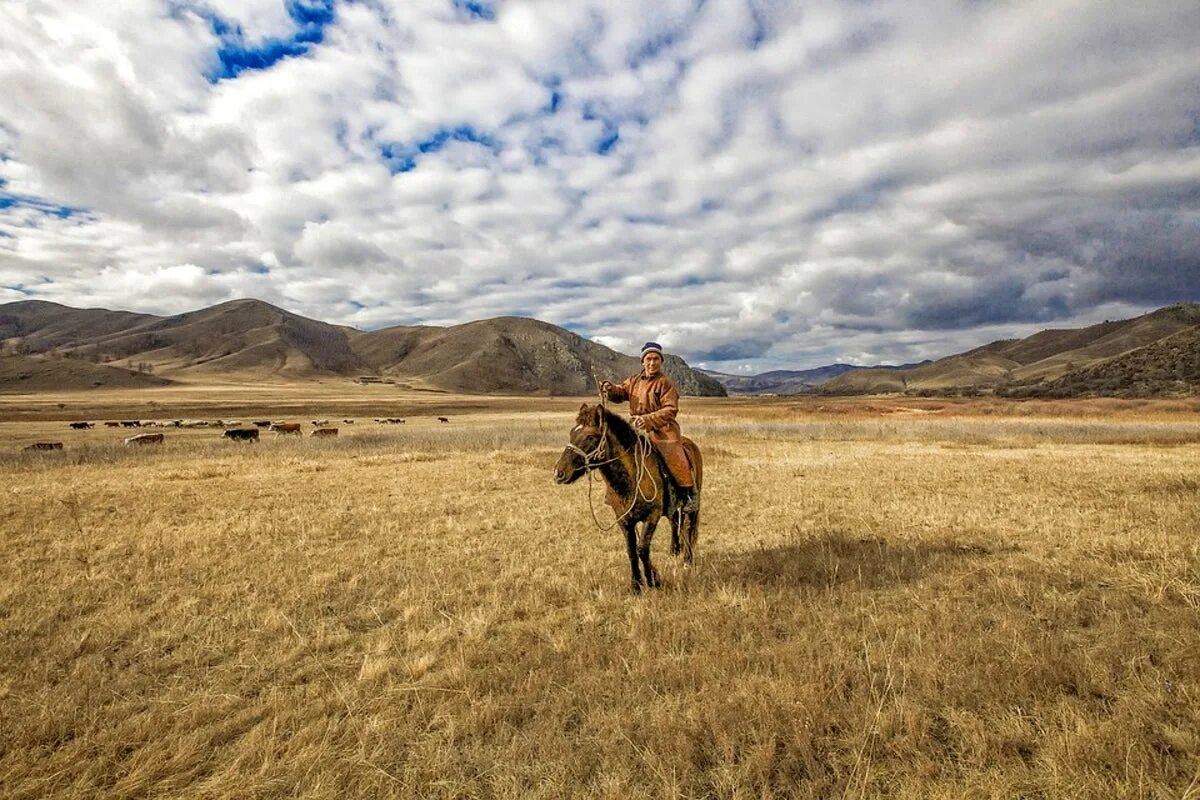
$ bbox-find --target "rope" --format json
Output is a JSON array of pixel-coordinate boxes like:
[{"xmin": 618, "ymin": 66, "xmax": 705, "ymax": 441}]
[
  {"xmin": 577, "ymin": 366, "xmax": 686, "ymax": 536},
  {"xmin": 575, "ymin": 368, "xmax": 662, "ymax": 532}
]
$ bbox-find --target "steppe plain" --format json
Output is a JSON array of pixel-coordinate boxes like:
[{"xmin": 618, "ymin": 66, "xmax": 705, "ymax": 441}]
[{"xmin": 1, "ymin": 383, "xmax": 1198, "ymax": 799}]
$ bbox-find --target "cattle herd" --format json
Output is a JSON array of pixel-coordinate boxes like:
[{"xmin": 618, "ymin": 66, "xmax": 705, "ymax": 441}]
[{"xmin": 20, "ymin": 415, "xmax": 448, "ymax": 452}]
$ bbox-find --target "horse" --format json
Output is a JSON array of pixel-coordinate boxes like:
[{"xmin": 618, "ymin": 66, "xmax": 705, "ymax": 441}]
[{"xmin": 554, "ymin": 403, "xmax": 703, "ymax": 593}]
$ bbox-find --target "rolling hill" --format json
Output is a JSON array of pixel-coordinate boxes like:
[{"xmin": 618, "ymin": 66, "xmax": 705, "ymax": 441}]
[
  {"xmin": 1000, "ymin": 323, "xmax": 1200, "ymax": 398},
  {"xmin": 0, "ymin": 299, "xmax": 366, "ymax": 379},
  {"xmin": 0, "ymin": 353, "xmax": 173, "ymax": 393},
  {"xmin": 822, "ymin": 304, "xmax": 1200, "ymax": 395},
  {"xmin": 0, "ymin": 299, "xmax": 725, "ymax": 396},
  {"xmin": 350, "ymin": 315, "xmax": 724, "ymax": 395}
]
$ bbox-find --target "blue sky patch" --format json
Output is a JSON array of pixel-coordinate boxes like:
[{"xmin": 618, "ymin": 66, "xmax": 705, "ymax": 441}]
[
  {"xmin": 748, "ymin": 5, "xmax": 768, "ymax": 49},
  {"xmin": 453, "ymin": 0, "xmax": 495, "ymax": 22},
  {"xmin": 595, "ymin": 121, "xmax": 619, "ymax": 155},
  {"xmin": 195, "ymin": 0, "xmax": 336, "ymax": 82},
  {"xmin": 581, "ymin": 102, "xmax": 632, "ymax": 155},
  {"xmin": 378, "ymin": 144, "xmax": 417, "ymax": 174},
  {"xmin": 379, "ymin": 125, "xmax": 499, "ymax": 174},
  {"xmin": 540, "ymin": 76, "xmax": 564, "ymax": 114},
  {"xmin": 0, "ymin": 191, "xmax": 87, "ymax": 220}
]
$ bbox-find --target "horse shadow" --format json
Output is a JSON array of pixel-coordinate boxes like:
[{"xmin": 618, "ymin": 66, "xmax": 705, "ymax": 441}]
[{"xmin": 704, "ymin": 530, "xmax": 997, "ymax": 592}]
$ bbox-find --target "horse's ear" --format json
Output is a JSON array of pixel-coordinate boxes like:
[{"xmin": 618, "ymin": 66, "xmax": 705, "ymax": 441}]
[
  {"xmin": 580, "ymin": 403, "xmax": 601, "ymax": 426},
  {"xmin": 576, "ymin": 403, "xmax": 593, "ymax": 425}
]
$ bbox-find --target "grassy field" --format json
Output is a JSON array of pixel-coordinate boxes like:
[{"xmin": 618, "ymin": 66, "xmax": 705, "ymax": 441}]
[{"xmin": 1, "ymin": 387, "xmax": 1199, "ymax": 798}]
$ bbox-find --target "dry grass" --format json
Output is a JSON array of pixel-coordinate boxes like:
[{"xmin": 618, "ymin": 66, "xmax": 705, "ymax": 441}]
[{"xmin": 1, "ymin": 389, "xmax": 1199, "ymax": 798}]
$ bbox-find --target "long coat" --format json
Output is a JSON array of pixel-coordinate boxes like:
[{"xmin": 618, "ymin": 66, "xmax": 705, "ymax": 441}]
[{"xmin": 604, "ymin": 371, "xmax": 695, "ymax": 488}]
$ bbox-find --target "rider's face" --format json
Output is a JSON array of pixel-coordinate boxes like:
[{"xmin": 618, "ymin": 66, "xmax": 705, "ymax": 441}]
[{"xmin": 642, "ymin": 352, "xmax": 662, "ymax": 376}]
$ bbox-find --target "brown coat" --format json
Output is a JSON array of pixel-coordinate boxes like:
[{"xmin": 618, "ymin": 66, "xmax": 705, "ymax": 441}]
[{"xmin": 605, "ymin": 372, "xmax": 694, "ymax": 487}]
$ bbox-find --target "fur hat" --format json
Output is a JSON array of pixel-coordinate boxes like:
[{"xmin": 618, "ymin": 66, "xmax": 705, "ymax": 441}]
[{"xmin": 641, "ymin": 341, "xmax": 663, "ymax": 359}]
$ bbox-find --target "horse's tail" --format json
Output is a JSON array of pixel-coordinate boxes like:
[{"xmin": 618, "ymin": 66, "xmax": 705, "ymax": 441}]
[
  {"xmin": 684, "ymin": 437, "xmax": 703, "ymax": 493},
  {"xmin": 682, "ymin": 438, "xmax": 702, "ymax": 561}
]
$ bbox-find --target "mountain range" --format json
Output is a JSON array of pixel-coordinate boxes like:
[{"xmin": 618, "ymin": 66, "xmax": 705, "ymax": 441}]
[
  {"xmin": 699, "ymin": 362, "xmax": 934, "ymax": 395},
  {"xmin": 0, "ymin": 299, "xmax": 726, "ymax": 396},
  {"xmin": 4, "ymin": 299, "xmax": 1198, "ymax": 397}
]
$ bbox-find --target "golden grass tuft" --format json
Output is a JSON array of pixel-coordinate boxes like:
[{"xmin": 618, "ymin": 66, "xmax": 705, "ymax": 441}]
[{"xmin": 1, "ymin": 392, "xmax": 1198, "ymax": 797}]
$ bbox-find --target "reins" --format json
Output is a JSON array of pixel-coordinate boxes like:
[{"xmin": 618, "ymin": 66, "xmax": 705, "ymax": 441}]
[{"xmin": 575, "ymin": 372, "xmax": 662, "ymax": 532}]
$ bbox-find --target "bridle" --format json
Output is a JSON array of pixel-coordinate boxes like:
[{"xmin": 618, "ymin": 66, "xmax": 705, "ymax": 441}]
[
  {"xmin": 565, "ymin": 420, "xmax": 619, "ymax": 468},
  {"xmin": 566, "ymin": 405, "xmax": 661, "ymax": 531}
]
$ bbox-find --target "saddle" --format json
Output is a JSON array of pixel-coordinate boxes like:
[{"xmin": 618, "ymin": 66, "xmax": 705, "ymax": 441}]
[{"xmin": 641, "ymin": 434, "xmax": 700, "ymax": 514}]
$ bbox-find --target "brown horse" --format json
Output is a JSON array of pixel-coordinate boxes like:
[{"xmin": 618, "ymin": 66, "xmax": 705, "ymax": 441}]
[{"xmin": 554, "ymin": 403, "xmax": 702, "ymax": 592}]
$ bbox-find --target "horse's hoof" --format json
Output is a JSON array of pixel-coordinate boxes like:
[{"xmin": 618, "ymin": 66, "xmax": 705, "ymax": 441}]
[{"xmin": 630, "ymin": 582, "xmax": 642, "ymax": 595}]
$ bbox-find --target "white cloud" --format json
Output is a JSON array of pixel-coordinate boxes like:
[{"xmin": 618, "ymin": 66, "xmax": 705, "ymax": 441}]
[{"xmin": 1, "ymin": 0, "xmax": 1198, "ymax": 371}]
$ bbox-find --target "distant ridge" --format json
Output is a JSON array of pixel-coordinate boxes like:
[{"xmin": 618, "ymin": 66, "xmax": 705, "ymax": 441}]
[
  {"xmin": 821, "ymin": 304, "xmax": 1200, "ymax": 396},
  {"xmin": 699, "ymin": 365, "xmax": 858, "ymax": 395},
  {"xmin": 0, "ymin": 299, "xmax": 725, "ymax": 396}
]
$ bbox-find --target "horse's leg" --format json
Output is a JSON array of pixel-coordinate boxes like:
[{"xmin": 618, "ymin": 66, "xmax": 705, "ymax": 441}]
[
  {"xmin": 623, "ymin": 520, "xmax": 643, "ymax": 593},
  {"xmin": 639, "ymin": 514, "xmax": 661, "ymax": 588},
  {"xmin": 681, "ymin": 509, "xmax": 700, "ymax": 567},
  {"xmin": 670, "ymin": 511, "xmax": 681, "ymax": 557}
]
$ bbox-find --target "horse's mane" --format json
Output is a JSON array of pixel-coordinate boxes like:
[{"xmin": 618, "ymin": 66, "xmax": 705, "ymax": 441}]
[{"xmin": 598, "ymin": 405, "xmax": 641, "ymax": 450}]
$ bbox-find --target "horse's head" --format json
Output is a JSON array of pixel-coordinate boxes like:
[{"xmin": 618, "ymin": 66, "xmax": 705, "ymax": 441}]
[{"xmin": 553, "ymin": 403, "xmax": 607, "ymax": 484}]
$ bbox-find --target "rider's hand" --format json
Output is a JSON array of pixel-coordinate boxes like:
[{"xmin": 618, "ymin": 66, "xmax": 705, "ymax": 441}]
[{"xmin": 631, "ymin": 415, "xmax": 646, "ymax": 431}]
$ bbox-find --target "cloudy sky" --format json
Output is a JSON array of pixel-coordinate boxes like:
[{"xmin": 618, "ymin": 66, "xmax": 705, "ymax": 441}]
[{"xmin": 1, "ymin": 1, "xmax": 1198, "ymax": 372}]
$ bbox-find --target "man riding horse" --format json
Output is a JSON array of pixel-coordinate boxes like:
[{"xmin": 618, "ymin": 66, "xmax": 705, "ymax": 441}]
[{"xmin": 600, "ymin": 342, "xmax": 700, "ymax": 513}]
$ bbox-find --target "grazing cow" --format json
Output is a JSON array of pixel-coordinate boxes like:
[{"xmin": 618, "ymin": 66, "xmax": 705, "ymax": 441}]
[
  {"xmin": 271, "ymin": 423, "xmax": 302, "ymax": 435},
  {"xmin": 312, "ymin": 419, "xmax": 329, "ymax": 426},
  {"xmin": 25, "ymin": 442, "xmax": 64, "ymax": 451},
  {"xmin": 252, "ymin": 420, "xmax": 272, "ymax": 428},
  {"xmin": 310, "ymin": 427, "xmax": 338, "ymax": 437},
  {"xmin": 342, "ymin": 419, "xmax": 355, "ymax": 424},
  {"xmin": 69, "ymin": 422, "xmax": 93, "ymax": 429},
  {"xmin": 125, "ymin": 433, "xmax": 164, "ymax": 446},
  {"xmin": 120, "ymin": 420, "xmax": 141, "ymax": 428},
  {"xmin": 438, "ymin": 417, "xmax": 450, "ymax": 423},
  {"xmin": 223, "ymin": 428, "xmax": 260, "ymax": 443},
  {"xmin": 104, "ymin": 421, "xmax": 120, "ymax": 428}
]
